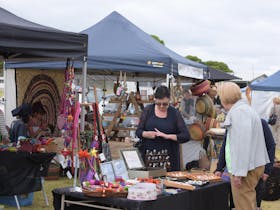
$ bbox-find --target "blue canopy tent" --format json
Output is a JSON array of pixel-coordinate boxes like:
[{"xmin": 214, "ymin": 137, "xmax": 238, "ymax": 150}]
[
  {"xmin": 249, "ymin": 70, "xmax": 280, "ymax": 91},
  {"xmin": 248, "ymin": 70, "xmax": 280, "ymax": 120},
  {"xmin": 6, "ymin": 11, "xmax": 206, "ymax": 79}
]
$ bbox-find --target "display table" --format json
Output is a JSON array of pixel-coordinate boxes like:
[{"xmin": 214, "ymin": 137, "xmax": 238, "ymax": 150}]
[
  {"xmin": 0, "ymin": 151, "xmax": 55, "ymax": 195},
  {"xmin": 52, "ymin": 181, "xmax": 230, "ymax": 210}
]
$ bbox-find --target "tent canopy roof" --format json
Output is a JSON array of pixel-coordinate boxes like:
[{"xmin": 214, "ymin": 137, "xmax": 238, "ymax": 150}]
[
  {"xmin": 249, "ymin": 70, "xmax": 280, "ymax": 91},
  {"xmin": 207, "ymin": 67, "xmax": 241, "ymax": 81},
  {"xmin": 5, "ymin": 11, "xmax": 206, "ymax": 78},
  {"xmin": 82, "ymin": 11, "xmax": 206, "ymax": 75},
  {"xmin": 0, "ymin": 7, "xmax": 87, "ymax": 59}
]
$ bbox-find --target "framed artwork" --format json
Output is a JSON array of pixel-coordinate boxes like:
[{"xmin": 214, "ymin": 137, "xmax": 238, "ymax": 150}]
[
  {"xmin": 112, "ymin": 159, "xmax": 129, "ymax": 180},
  {"xmin": 100, "ymin": 161, "xmax": 115, "ymax": 182},
  {"xmin": 120, "ymin": 148, "xmax": 144, "ymax": 170}
]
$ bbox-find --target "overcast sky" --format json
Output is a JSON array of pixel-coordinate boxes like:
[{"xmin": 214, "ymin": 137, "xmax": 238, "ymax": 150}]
[{"xmin": 1, "ymin": 0, "xmax": 280, "ymax": 80}]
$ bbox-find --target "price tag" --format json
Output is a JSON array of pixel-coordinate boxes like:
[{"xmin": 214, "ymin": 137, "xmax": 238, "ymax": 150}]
[
  {"xmin": 66, "ymin": 171, "xmax": 73, "ymax": 179},
  {"xmin": 99, "ymin": 153, "xmax": 106, "ymax": 162}
]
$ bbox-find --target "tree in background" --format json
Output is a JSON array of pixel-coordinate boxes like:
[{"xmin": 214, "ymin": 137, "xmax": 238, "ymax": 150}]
[
  {"xmin": 151, "ymin": 34, "xmax": 165, "ymax": 45},
  {"xmin": 186, "ymin": 55, "xmax": 233, "ymax": 73},
  {"xmin": 186, "ymin": 55, "xmax": 202, "ymax": 63},
  {"xmin": 204, "ymin": 61, "xmax": 233, "ymax": 73}
]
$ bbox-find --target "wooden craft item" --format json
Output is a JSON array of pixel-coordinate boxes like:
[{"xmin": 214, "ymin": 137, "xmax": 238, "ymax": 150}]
[
  {"xmin": 185, "ymin": 172, "xmax": 221, "ymax": 182},
  {"xmin": 195, "ymin": 94, "xmax": 214, "ymax": 117},
  {"xmin": 163, "ymin": 180, "xmax": 195, "ymax": 191},
  {"xmin": 204, "ymin": 117, "xmax": 220, "ymax": 131},
  {"xmin": 166, "ymin": 171, "xmax": 190, "ymax": 178},
  {"xmin": 188, "ymin": 122, "xmax": 206, "ymax": 141}
]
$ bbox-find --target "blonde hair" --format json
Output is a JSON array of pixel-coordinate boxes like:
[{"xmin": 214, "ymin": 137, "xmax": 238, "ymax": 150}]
[
  {"xmin": 217, "ymin": 82, "xmax": 242, "ymax": 105},
  {"xmin": 273, "ymin": 97, "xmax": 280, "ymax": 104}
]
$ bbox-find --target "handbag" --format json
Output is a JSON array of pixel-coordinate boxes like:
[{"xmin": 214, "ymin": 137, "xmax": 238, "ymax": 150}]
[
  {"xmin": 268, "ymin": 106, "xmax": 277, "ymax": 125},
  {"xmin": 268, "ymin": 114, "xmax": 277, "ymax": 125}
]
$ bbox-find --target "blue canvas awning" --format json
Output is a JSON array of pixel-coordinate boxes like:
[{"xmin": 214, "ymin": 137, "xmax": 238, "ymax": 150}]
[
  {"xmin": 6, "ymin": 11, "xmax": 206, "ymax": 79},
  {"xmin": 249, "ymin": 70, "xmax": 280, "ymax": 91}
]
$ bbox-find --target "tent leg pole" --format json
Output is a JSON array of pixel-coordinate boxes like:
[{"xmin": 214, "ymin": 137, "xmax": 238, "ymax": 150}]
[{"xmin": 80, "ymin": 56, "xmax": 87, "ymax": 132}]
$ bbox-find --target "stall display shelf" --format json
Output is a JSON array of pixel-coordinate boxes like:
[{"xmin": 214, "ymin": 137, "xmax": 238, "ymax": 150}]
[{"xmin": 102, "ymin": 93, "xmax": 152, "ymax": 141}]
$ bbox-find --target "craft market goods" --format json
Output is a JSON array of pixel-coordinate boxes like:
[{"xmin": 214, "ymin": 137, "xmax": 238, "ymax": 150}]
[
  {"xmin": 166, "ymin": 171, "xmax": 190, "ymax": 179},
  {"xmin": 127, "ymin": 182, "xmax": 157, "ymax": 200},
  {"xmin": 186, "ymin": 171, "xmax": 221, "ymax": 182},
  {"xmin": 208, "ymin": 128, "xmax": 225, "ymax": 136},
  {"xmin": 188, "ymin": 122, "xmax": 206, "ymax": 141},
  {"xmin": 204, "ymin": 117, "xmax": 220, "ymax": 131},
  {"xmin": 163, "ymin": 180, "xmax": 195, "ymax": 191},
  {"xmin": 190, "ymin": 80, "xmax": 211, "ymax": 96},
  {"xmin": 82, "ymin": 180, "xmax": 128, "ymax": 198},
  {"xmin": 195, "ymin": 94, "xmax": 215, "ymax": 117}
]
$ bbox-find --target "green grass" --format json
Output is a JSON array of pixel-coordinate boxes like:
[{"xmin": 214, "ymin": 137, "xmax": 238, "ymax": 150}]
[
  {"xmin": 3, "ymin": 178, "xmax": 73, "ymax": 210},
  {"xmin": 2, "ymin": 148, "xmax": 280, "ymax": 209}
]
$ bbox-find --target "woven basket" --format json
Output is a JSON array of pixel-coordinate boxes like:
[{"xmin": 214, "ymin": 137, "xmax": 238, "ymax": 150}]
[
  {"xmin": 190, "ymin": 80, "xmax": 210, "ymax": 96},
  {"xmin": 83, "ymin": 188, "xmax": 128, "ymax": 198}
]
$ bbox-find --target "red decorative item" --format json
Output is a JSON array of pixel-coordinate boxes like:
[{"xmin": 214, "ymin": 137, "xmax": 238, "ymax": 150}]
[
  {"xmin": 61, "ymin": 148, "xmax": 72, "ymax": 157},
  {"xmin": 79, "ymin": 149, "xmax": 90, "ymax": 159},
  {"xmin": 190, "ymin": 80, "xmax": 211, "ymax": 96},
  {"xmin": 18, "ymin": 141, "xmax": 33, "ymax": 152}
]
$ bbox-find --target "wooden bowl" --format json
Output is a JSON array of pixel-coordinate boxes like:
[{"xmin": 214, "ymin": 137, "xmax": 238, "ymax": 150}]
[{"xmin": 188, "ymin": 122, "xmax": 206, "ymax": 141}]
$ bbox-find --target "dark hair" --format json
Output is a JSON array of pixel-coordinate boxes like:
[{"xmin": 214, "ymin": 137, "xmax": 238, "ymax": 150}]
[
  {"xmin": 32, "ymin": 101, "xmax": 46, "ymax": 115},
  {"xmin": 154, "ymin": 85, "xmax": 170, "ymax": 99}
]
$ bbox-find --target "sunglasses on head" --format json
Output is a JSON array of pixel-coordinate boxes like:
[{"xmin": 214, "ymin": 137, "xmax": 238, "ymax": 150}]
[{"xmin": 155, "ymin": 102, "xmax": 169, "ymax": 107}]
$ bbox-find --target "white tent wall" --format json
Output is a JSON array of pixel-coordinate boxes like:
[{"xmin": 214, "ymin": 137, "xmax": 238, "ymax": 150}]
[
  {"xmin": 251, "ymin": 90, "xmax": 279, "ymax": 120},
  {"xmin": 4, "ymin": 68, "xmax": 17, "ymax": 127}
]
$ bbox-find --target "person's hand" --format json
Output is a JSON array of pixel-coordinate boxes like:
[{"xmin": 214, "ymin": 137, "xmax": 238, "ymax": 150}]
[
  {"xmin": 232, "ymin": 176, "xmax": 242, "ymax": 188},
  {"xmin": 154, "ymin": 128, "xmax": 167, "ymax": 139},
  {"xmin": 214, "ymin": 171, "xmax": 222, "ymax": 177},
  {"xmin": 143, "ymin": 131, "xmax": 157, "ymax": 139},
  {"xmin": 262, "ymin": 173, "xmax": 269, "ymax": 181}
]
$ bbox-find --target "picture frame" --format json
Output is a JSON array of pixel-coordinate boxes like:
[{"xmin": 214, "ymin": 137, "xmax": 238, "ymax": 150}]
[
  {"xmin": 120, "ymin": 148, "xmax": 145, "ymax": 170},
  {"xmin": 100, "ymin": 161, "xmax": 115, "ymax": 183},
  {"xmin": 112, "ymin": 159, "xmax": 129, "ymax": 180}
]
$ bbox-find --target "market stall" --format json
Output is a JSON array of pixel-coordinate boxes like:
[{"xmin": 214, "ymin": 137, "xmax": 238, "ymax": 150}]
[
  {"xmin": 52, "ymin": 181, "xmax": 230, "ymax": 210},
  {"xmin": 0, "ymin": 6, "xmax": 88, "ymax": 209}
]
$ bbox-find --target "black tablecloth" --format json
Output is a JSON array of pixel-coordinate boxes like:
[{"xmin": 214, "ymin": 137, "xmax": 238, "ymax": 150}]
[
  {"xmin": 0, "ymin": 151, "xmax": 55, "ymax": 195},
  {"xmin": 52, "ymin": 181, "xmax": 230, "ymax": 210}
]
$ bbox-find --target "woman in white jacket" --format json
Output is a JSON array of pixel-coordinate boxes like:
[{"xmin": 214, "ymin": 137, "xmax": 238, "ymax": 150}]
[{"xmin": 218, "ymin": 82, "xmax": 270, "ymax": 210}]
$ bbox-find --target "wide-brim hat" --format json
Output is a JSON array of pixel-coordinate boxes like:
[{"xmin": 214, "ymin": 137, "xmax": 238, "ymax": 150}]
[{"xmin": 12, "ymin": 103, "xmax": 32, "ymax": 117}]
